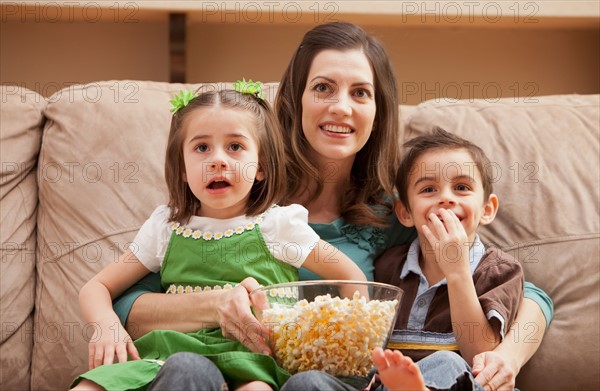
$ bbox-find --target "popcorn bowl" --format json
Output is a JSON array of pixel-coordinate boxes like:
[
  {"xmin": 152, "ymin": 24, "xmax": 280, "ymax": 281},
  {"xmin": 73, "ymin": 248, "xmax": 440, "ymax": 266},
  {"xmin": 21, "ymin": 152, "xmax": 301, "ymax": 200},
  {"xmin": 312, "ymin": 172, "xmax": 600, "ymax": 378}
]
[{"xmin": 250, "ymin": 280, "xmax": 403, "ymax": 388}]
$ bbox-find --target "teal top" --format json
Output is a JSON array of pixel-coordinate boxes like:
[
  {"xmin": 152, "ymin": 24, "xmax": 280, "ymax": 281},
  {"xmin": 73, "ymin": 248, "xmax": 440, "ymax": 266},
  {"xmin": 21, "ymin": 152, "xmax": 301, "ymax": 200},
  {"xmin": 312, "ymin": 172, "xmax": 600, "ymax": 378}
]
[{"xmin": 113, "ymin": 214, "xmax": 554, "ymax": 328}]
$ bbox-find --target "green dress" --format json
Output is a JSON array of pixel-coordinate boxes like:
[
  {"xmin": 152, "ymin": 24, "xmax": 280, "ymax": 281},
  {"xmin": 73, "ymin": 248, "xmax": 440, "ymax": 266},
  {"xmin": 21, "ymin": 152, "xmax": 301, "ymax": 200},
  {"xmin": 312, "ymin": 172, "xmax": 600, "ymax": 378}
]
[{"xmin": 75, "ymin": 206, "xmax": 307, "ymax": 390}]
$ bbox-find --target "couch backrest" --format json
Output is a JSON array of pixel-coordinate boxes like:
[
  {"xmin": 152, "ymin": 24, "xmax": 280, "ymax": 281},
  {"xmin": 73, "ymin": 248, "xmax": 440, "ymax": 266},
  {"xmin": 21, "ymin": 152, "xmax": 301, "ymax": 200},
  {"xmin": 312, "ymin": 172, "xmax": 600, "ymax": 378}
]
[
  {"xmin": 401, "ymin": 95, "xmax": 600, "ymax": 390},
  {"xmin": 0, "ymin": 86, "xmax": 45, "ymax": 391}
]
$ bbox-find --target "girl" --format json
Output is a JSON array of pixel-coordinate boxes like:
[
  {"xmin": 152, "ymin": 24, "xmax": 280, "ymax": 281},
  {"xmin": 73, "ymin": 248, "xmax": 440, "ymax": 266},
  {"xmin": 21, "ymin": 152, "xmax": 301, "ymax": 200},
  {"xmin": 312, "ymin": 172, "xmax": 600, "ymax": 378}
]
[{"xmin": 71, "ymin": 84, "xmax": 367, "ymax": 391}]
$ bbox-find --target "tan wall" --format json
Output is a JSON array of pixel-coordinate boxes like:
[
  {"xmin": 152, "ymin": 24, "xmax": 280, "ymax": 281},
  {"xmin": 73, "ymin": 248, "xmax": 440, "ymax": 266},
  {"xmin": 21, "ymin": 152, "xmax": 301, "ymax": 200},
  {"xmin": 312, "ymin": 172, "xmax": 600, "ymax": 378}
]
[
  {"xmin": 0, "ymin": 13, "xmax": 170, "ymax": 95},
  {"xmin": 186, "ymin": 23, "xmax": 600, "ymax": 104},
  {"xmin": 2, "ymin": 5, "xmax": 598, "ymax": 104}
]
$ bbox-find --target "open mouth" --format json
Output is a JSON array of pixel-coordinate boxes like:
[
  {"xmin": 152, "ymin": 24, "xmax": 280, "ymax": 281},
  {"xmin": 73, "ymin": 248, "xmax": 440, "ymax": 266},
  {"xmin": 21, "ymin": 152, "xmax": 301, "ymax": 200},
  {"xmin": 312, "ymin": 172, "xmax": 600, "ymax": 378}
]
[
  {"xmin": 207, "ymin": 178, "xmax": 231, "ymax": 190},
  {"xmin": 321, "ymin": 124, "xmax": 353, "ymax": 134}
]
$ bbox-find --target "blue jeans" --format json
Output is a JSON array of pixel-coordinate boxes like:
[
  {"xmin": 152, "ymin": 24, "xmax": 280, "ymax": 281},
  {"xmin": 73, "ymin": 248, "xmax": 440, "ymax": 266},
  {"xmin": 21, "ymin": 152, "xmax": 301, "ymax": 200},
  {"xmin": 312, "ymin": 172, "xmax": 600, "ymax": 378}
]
[
  {"xmin": 280, "ymin": 351, "xmax": 486, "ymax": 391},
  {"xmin": 148, "ymin": 352, "xmax": 228, "ymax": 391}
]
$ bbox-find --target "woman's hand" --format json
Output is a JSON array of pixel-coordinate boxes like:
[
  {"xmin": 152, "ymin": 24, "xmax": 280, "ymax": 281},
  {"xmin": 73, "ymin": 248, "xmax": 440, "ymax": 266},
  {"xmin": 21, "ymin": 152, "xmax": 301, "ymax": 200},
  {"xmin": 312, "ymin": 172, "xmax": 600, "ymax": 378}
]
[
  {"xmin": 472, "ymin": 350, "xmax": 518, "ymax": 391},
  {"xmin": 216, "ymin": 277, "xmax": 272, "ymax": 355},
  {"xmin": 88, "ymin": 318, "xmax": 140, "ymax": 369}
]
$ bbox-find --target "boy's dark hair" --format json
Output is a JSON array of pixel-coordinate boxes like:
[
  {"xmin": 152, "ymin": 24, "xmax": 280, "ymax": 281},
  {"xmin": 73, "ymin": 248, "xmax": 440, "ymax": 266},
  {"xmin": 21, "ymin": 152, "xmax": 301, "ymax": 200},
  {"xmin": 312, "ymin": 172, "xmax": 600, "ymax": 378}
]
[
  {"xmin": 396, "ymin": 127, "xmax": 494, "ymax": 211},
  {"xmin": 165, "ymin": 89, "xmax": 287, "ymax": 223}
]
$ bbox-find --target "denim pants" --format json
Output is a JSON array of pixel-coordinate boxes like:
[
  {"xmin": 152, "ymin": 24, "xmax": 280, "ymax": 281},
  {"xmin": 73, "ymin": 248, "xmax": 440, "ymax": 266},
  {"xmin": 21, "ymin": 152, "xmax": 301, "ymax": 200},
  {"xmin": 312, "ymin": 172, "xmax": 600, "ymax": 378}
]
[
  {"xmin": 147, "ymin": 350, "xmax": 490, "ymax": 391},
  {"xmin": 148, "ymin": 352, "xmax": 228, "ymax": 391},
  {"xmin": 281, "ymin": 351, "xmax": 486, "ymax": 391}
]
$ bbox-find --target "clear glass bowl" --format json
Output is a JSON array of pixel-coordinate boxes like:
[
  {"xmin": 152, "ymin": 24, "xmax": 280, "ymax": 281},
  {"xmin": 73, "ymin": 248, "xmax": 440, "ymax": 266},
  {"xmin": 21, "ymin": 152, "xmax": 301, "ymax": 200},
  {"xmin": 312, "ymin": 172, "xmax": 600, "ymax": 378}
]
[{"xmin": 250, "ymin": 280, "xmax": 403, "ymax": 388}]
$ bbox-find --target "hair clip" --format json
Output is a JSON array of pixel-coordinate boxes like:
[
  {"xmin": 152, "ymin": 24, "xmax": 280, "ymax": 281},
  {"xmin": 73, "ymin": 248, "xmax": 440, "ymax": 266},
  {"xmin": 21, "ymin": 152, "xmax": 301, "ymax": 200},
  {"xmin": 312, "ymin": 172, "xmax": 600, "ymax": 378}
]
[
  {"xmin": 233, "ymin": 78, "xmax": 264, "ymax": 100},
  {"xmin": 170, "ymin": 90, "xmax": 198, "ymax": 113}
]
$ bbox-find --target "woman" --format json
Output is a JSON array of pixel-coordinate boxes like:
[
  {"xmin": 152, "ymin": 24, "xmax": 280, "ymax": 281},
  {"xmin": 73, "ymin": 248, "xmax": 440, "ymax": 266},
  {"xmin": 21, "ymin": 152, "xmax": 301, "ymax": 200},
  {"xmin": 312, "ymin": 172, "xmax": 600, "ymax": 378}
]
[{"xmin": 113, "ymin": 22, "xmax": 552, "ymax": 391}]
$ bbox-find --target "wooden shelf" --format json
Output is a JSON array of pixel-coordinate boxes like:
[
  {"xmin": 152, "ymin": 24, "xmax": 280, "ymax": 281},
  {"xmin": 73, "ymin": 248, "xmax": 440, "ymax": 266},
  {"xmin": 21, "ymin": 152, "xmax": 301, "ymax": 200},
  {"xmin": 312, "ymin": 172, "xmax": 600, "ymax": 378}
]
[{"xmin": 3, "ymin": 1, "xmax": 599, "ymax": 29}]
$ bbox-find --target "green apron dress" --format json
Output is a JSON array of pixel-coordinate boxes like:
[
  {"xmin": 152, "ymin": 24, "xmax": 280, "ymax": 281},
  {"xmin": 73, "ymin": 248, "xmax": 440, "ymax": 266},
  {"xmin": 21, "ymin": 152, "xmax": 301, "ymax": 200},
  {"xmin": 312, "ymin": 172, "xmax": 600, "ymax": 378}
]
[{"xmin": 75, "ymin": 211, "xmax": 298, "ymax": 390}]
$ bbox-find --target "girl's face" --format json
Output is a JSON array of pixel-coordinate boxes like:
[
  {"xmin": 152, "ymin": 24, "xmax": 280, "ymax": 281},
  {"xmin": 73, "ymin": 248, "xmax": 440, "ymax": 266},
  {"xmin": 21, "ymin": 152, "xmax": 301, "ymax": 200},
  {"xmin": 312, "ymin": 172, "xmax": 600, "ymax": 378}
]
[
  {"xmin": 301, "ymin": 49, "xmax": 376, "ymax": 166},
  {"xmin": 181, "ymin": 107, "xmax": 264, "ymax": 219}
]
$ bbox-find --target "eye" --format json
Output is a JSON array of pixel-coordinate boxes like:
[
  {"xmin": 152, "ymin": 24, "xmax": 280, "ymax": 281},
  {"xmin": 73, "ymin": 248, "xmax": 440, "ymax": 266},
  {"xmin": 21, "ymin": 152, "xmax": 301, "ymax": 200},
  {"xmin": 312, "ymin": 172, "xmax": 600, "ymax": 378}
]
[
  {"xmin": 353, "ymin": 88, "xmax": 372, "ymax": 99},
  {"xmin": 455, "ymin": 184, "xmax": 471, "ymax": 191},
  {"xmin": 229, "ymin": 142, "xmax": 244, "ymax": 152},
  {"xmin": 312, "ymin": 82, "xmax": 331, "ymax": 94},
  {"xmin": 196, "ymin": 143, "xmax": 209, "ymax": 153},
  {"xmin": 420, "ymin": 186, "xmax": 435, "ymax": 194}
]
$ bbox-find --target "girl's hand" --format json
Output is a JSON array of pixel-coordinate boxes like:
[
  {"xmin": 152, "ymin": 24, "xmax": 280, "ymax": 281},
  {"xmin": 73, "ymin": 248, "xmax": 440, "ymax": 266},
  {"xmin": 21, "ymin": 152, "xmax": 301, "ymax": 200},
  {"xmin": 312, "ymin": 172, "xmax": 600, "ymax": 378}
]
[
  {"xmin": 421, "ymin": 209, "xmax": 470, "ymax": 280},
  {"xmin": 216, "ymin": 277, "xmax": 272, "ymax": 356},
  {"xmin": 88, "ymin": 318, "xmax": 140, "ymax": 369},
  {"xmin": 472, "ymin": 350, "xmax": 518, "ymax": 391}
]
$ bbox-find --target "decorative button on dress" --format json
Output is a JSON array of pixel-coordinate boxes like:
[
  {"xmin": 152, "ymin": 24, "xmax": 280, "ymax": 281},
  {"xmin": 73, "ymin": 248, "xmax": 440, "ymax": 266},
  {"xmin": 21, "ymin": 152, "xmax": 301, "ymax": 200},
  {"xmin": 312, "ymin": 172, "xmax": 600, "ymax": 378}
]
[{"xmin": 74, "ymin": 204, "xmax": 319, "ymax": 391}]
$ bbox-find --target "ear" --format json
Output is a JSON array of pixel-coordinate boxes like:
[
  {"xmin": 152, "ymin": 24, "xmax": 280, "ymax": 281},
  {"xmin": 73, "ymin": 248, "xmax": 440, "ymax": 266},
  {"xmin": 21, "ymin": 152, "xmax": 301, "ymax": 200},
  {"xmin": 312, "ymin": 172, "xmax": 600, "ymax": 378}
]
[
  {"xmin": 480, "ymin": 193, "xmax": 499, "ymax": 226},
  {"xmin": 395, "ymin": 200, "xmax": 414, "ymax": 227},
  {"xmin": 182, "ymin": 172, "xmax": 187, "ymax": 182},
  {"xmin": 255, "ymin": 165, "xmax": 265, "ymax": 182}
]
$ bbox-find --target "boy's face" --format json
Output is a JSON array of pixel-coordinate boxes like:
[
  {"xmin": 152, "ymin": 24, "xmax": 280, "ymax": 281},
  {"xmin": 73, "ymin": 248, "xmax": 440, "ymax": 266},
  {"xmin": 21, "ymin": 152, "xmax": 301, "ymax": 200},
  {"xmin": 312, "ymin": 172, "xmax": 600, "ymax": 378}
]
[{"xmin": 397, "ymin": 148, "xmax": 498, "ymax": 244}]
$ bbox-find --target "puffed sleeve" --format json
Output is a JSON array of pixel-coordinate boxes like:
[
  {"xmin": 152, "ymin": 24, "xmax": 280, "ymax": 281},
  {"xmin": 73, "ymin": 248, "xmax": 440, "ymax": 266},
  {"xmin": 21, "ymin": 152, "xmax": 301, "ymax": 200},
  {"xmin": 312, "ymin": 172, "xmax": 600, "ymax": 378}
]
[
  {"xmin": 128, "ymin": 205, "xmax": 172, "ymax": 273},
  {"xmin": 260, "ymin": 204, "xmax": 320, "ymax": 268}
]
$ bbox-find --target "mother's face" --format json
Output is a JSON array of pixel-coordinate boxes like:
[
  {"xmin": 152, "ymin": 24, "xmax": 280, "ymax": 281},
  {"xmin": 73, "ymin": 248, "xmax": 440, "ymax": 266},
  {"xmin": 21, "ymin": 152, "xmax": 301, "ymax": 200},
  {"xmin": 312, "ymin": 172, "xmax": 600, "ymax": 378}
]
[{"xmin": 301, "ymin": 49, "xmax": 376, "ymax": 166}]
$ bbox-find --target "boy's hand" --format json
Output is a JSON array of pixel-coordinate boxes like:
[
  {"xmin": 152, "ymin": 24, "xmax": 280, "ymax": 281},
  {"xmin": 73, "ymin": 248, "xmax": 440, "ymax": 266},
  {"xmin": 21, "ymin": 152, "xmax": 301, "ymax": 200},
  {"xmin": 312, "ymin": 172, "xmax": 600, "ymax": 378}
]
[
  {"xmin": 421, "ymin": 208, "xmax": 471, "ymax": 280},
  {"xmin": 88, "ymin": 318, "xmax": 140, "ymax": 369}
]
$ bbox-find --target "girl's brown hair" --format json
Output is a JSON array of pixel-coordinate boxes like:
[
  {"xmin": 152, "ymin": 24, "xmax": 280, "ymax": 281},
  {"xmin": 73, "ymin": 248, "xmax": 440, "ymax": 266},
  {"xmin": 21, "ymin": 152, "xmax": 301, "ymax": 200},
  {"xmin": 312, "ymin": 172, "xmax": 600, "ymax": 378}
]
[
  {"xmin": 275, "ymin": 22, "xmax": 400, "ymax": 227},
  {"xmin": 165, "ymin": 89, "xmax": 287, "ymax": 223}
]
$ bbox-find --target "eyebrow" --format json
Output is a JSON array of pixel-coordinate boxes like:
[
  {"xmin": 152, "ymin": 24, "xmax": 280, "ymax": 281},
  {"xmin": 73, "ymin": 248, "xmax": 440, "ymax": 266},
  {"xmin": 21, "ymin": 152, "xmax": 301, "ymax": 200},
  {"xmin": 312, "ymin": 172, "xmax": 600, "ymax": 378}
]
[
  {"xmin": 187, "ymin": 133, "xmax": 250, "ymax": 145},
  {"xmin": 413, "ymin": 174, "xmax": 477, "ymax": 187},
  {"xmin": 308, "ymin": 76, "xmax": 374, "ymax": 89}
]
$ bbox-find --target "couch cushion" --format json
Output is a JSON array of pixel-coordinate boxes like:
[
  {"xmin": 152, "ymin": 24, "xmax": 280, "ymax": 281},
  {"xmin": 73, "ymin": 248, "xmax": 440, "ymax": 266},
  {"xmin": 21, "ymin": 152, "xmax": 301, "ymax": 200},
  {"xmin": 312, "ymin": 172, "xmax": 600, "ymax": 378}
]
[
  {"xmin": 0, "ymin": 86, "xmax": 45, "ymax": 391},
  {"xmin": 401, "ymin": 94, "xmax": 600, "ymax": 391}
]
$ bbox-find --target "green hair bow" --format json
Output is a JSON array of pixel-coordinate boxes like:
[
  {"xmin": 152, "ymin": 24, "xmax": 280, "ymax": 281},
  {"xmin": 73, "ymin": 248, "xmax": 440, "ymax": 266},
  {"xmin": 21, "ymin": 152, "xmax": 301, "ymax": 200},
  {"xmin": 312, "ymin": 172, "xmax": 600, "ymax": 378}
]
[
  {"xmin": 233, "ymin": 78, "xmax": 264, "ymax": 100},
  {"xmin": 170, "ymin": 90, "xmax": 198, "ymax": 113}
]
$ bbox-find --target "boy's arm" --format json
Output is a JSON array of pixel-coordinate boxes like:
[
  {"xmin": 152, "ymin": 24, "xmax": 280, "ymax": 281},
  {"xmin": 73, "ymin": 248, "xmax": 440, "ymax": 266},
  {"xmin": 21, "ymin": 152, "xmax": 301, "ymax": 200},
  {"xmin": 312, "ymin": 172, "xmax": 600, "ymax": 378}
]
[
  {"xmin": 445, "ymin": 272, "xmax": 502, "ymax": 364},
  {"xmin": 423, "ymin": 209, "xmax": 509, "ymax": 364}
]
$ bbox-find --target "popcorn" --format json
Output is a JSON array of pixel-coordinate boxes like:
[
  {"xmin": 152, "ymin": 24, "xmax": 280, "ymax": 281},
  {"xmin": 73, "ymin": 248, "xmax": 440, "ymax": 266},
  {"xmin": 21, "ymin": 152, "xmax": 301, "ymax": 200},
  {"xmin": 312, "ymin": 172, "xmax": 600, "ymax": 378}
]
[{"xmin": 261, "ymin": 291, "xmax": 398, "ymax": 377}]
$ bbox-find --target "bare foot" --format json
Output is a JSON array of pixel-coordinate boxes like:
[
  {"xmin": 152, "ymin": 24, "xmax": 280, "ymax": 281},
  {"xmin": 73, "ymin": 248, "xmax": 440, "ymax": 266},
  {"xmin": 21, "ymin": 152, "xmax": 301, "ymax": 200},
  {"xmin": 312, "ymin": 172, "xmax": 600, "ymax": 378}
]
[
  {"xmin": 235, "ymin": 380, "xmax": 273, "ymax": 390},
  {"xmin": 371, "ymin": 347, "xmax": 428, "ymax": 391}
]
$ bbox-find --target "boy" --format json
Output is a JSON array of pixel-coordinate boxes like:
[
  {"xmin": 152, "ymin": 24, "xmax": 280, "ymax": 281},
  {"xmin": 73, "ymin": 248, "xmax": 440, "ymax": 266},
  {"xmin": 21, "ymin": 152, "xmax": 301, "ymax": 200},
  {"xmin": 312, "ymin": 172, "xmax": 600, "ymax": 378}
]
[{"xmin": 372, "ymin": 127, "xmax": 524, "ymax": 390}]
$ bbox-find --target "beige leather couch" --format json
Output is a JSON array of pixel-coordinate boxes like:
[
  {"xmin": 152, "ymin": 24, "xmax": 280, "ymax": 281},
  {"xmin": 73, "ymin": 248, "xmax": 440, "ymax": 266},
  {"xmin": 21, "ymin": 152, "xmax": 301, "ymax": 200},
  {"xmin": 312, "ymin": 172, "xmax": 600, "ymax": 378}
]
[{"xmin": 1, "ymin": 81, "xmax": 598, "ymax": 390}]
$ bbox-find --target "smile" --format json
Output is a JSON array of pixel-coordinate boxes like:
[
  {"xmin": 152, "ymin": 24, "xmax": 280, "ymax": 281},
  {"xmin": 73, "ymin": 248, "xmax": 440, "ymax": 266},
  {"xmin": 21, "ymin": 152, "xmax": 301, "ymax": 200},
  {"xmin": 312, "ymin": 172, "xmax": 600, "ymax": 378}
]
[{"xmin": 321, "ymin": 124, "xmax": 353, "ymax": 134}]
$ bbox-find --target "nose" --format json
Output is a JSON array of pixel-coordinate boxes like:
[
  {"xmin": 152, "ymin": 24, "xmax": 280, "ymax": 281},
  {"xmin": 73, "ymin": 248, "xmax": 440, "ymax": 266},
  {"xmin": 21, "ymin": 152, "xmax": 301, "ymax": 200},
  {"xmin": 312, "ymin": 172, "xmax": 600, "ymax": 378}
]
[
  {"xmin": 438, "ymin": 188, "xmax": 457, "ymax": 206},
  {"xmin": 328, "ymin": 92, "xmax": 352, "ymax": 116},
  {"xmin": 208, "ymin": 150, "xmax": 228, "ymax": 170}
]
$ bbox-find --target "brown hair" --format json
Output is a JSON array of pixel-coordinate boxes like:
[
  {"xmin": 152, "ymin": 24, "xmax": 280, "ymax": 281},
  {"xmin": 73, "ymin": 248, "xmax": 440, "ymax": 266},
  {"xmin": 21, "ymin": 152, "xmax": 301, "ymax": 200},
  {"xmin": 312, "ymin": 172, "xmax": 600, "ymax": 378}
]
[
  {"xmin": 397, "ymin": 127, "xmax": 494, "ymax": 211},
  {"xmin": 275, "ymin": 22, "xmax": 400, "ymax": 227},
  {"xmin": 165, "ymin": 89, "xmax": 287, "ymax": 223}
]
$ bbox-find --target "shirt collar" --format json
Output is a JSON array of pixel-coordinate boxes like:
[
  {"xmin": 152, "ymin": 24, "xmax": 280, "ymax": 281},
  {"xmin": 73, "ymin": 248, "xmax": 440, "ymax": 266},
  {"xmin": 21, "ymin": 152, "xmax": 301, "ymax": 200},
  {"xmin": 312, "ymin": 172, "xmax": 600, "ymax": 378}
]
[{"xmin": 400, "ymin": 235, "xmax": 486, "ymax": 279}]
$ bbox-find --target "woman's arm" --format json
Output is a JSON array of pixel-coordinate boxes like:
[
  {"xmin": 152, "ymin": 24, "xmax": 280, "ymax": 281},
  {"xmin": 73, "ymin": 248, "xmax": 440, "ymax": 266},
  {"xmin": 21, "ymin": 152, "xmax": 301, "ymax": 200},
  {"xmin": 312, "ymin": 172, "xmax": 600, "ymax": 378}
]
[
  {"xmin": 472, "ymin": 296, "xmax": 549, "ymax": 390},
  {"xmin": 122, "ymin": 278, "xmax": 272, "ymax": 354}
]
